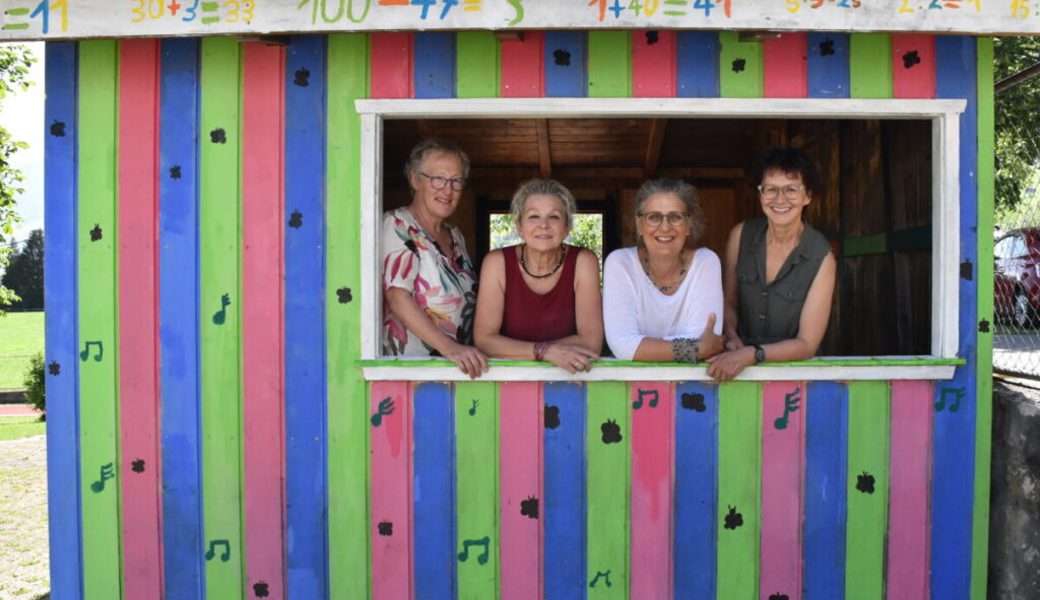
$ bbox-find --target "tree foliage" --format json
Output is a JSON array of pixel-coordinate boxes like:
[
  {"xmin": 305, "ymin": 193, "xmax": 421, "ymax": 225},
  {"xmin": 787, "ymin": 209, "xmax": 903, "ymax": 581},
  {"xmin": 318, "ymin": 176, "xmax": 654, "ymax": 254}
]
[
  {"xmin": 0, "ymin": 43, "xmax": 35, "ymax": 312},
  {"xmin": 2, "ymin": 228, "xmax": 43, "ymax": 310},
  {"xmin": 994, "ymin": 36, "xmax": 1040, "ymax": 213}
]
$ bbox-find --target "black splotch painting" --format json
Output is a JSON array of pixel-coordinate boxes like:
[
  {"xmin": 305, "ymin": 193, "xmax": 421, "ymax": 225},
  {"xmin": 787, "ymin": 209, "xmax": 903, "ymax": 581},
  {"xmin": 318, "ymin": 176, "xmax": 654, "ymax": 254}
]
[
  {"xmin": 294, "ymin": 68, "xmax": 310, "ymax": 87},
  {"xmin": 856, "ymin": 471, "xmax": 876, "ymax": 494},
  {"xmin": 336, "ymin": 287, "xmax": 353, "ymax": 304},
  {"xmin": 544, "ymin": 405, "xmax": 560, "ymax": 429},
  {"xmin": 48, "ymin": 362, "xmax": 61, "ymax": 376},
  {"xmin": 553, "ymin": 49, "xmax": 571, "ymax": 66},
  {"xmin": 600, "ymin": 419, "xmax": 622, "ymax": 444},
  {"xmin": 288, "ymin": 210, "xmax": 303, "ymax": 229},
  {"xmin": 724, "ymin": 506, "xmax": 743, "ymax": 530},
  {"xmin": 520, "ymin": 496, "xmax": 539, "ymax": 519},
  {"xmin": 50, "ymin": 120, "xmax": 66, "ymax": 137},
  {"xmin": 210, "ymin": 128, "xmax": 227, "ymax": 144},
  {"xmin": 732, "ymin": 58, "xmax": 746, "ymax": 73},
  {"xmin": 377, "ymin": 520, "xmax": 393, "ymax": 536},
  {"xmin": 902, "ymin": 50, "xmax": 921, "ymax": 69},
  {"xmin": 680, "ymin": 392, "xmax": 706, "ymax": 412}
]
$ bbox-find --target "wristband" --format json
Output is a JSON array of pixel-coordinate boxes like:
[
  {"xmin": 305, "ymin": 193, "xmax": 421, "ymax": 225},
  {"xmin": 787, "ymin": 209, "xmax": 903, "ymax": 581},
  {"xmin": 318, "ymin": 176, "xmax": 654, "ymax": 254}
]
[
  {"xmin": 671, "ymin": 338, "xmax": 699, "ymax": 363},
  {"xmin": 533, "ymin": 340, "xmax": 551, "ymax": 361}
]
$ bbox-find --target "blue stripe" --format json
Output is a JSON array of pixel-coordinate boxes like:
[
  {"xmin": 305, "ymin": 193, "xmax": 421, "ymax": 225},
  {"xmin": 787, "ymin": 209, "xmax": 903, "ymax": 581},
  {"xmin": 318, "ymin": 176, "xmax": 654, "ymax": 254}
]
[
  {"xmin": 807, "ymin": 33, "xmax": 850, "ymax": 98},
  {"xmin": 44, "ymin": 41, "xmax": 84, "ymax": 600},
  {"xmin": 931, "ymin": 35, "xmax": 978, "ymax": 600},
  {"xmin": 544, "ymin": 31, "xmax": 586, "ymax": 98},
  {"xmin": 802, "ymin": 381, "xmax": 848, "ymax": 600},
  {"xmin": 677, "ymin": 32, "xmax": 720, "ymax": 98},
  {"xmin": 414, "ymin": 32, "xmax": 455, "ymax": 99},
  {"xmin": 158, "ymin": 37, "xmax": 205, "ymax": 600},
  {"xmin": 413, "ymin": 382, "xmax": 457, "ymax": 599},
  {"xmin": 284, "ymin": 34, "xmax": 329, "ymax": 599},
  {"xmin": 673, "ymin": 381, "xmax": 718, "ymax": 599},
  {"xmin": 543, "ymin": 382, "xmax": 587, "ymax": 598}
]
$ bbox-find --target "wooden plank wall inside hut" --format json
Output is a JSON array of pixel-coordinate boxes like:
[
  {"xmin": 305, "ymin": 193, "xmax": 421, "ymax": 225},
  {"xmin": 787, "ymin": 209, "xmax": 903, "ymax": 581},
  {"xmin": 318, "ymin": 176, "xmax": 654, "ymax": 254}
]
[{"xmin": 383, "ymin": 117, "xmax": 932, "ymax": 357}]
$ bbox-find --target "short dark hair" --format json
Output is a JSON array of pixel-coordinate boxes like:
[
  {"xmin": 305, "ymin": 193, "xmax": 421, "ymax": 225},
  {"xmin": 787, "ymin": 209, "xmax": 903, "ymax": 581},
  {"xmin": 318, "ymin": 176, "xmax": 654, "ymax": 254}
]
[
  {"xmin": 404, "ymin": 138, "xmax": 471, "ymax": 188},
  {"xmin": 751, "ymin": 147, "xmax": 823, "ymax": 200}
]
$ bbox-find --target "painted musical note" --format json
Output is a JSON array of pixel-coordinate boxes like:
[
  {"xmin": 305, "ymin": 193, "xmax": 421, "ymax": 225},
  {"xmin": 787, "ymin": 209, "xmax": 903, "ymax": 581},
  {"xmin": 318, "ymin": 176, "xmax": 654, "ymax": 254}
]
[
  {"xmin": 468, "ymin": 399, "xmax": 478, "ymax": 416},
  {"xmin": 589, "ymin": 569, "xmax": 613, "ymax": 588},
  {"xmin": 370, "ymin": 397, "xmax": 394, "ymax": 427},
  {"xmin": 205, "ymin": 539, "xmax": 231, "ymax": 562},
  {"xmin": 935, "ymin": 387, "xmax": 965, "ymax": 413},
  {"xmin": 212, "ymin": 293, "xmax": 231, "ymax": 325},
  {"xmin": 457, "ymin": 536, "xmax": 490, "ymax": 565},
  {"xmin": 79, "ymin": 340, "xmax": 103, "ymax": 362},
  {"xmin": 632, "ymin": 388, "xmax": 659, "ymax": 410},
  {"xmin": 773, "ymin": 387, "xmax": 801, "ymax": 430},
  {"xmin": 90, "ymin": 462, "xmax": 115, "ymax": 493}
]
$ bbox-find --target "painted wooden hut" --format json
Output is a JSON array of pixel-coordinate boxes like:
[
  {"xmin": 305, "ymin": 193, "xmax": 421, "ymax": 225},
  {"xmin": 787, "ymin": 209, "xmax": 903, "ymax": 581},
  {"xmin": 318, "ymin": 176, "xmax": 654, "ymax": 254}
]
[{"xmin": 3, "ymin": 0, "xmax": 1014, "ymax": 597}]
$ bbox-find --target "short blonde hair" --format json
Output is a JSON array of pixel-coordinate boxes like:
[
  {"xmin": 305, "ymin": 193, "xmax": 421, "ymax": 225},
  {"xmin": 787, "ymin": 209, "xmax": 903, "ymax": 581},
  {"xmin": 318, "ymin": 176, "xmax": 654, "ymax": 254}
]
[{"xmin": 510, "ymin": 178, "xmax": 578, "ymax": 229}]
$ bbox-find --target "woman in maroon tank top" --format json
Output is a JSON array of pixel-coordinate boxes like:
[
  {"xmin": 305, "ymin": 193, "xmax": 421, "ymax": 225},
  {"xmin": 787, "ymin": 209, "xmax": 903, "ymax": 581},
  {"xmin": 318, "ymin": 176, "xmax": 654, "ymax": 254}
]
[{"xmin": 474, "ymin": 179, "xmax": 603, "ymax": 373}]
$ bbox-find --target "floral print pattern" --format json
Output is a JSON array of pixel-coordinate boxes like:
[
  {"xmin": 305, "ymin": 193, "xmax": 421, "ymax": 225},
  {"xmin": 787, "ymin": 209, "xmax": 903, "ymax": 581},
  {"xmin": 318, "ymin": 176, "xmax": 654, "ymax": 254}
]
[{"xmin": 382, "ymin": 207, "xmax": 477, "ymax": 356}]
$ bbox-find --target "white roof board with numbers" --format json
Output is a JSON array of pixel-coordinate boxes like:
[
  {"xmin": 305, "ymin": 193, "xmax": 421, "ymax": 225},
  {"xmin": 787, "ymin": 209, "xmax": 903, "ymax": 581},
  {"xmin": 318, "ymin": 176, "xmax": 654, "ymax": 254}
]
[{"xmin": 1, "ymin": 0, "xmax": 1040, "ymax": 40}]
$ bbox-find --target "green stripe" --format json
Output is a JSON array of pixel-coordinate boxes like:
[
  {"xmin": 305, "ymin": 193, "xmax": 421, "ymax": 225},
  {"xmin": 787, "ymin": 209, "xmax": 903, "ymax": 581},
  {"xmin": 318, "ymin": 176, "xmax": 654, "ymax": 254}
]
[
  {"xmin": 719, "ymin": 31, "xmax": 763, "ymax": 98},
  {"xmin": 199, "ymin": 36, "xmax": 244, "ymax": 599},
  {"xmin": 844, "ymin": 381, "xmax": 890, "ymax": 600},
  {"xmin": 716, "ymin": 381, "xmax": 762, "ymax": 599},
  {"xmin": 359, "ymin": 357, "xmax": 964, "ymax": 368},
  {"xmin": 972, "ymin": 36, "xmax": 995, "ymax": 600},
  {"xmin": 455, "ymin": 381, "xmax": 500, "ymax": 599},
  {"xmin": 456, "ymin": 32, "xmax": 499, "ymax": 98},
  {"xmin": 587, "ymin": 31, "xmax": 630, "ymax": 98},
  {"xmin": 586, "ymin": 381, "xmax": 630, "ymax": 598},
  {"xmin": 843, "ymin": 233, "xmax": 887, "ymax": 257},
  {"xmin": 77, "ymin": 39, "xmax": 123, "ymax": 600},
  {"xmin": 850, "ymin": 34, "xmax": 893, "ymax": 99},
  {"xmin": 326, "ymin": 33, "xmax": 371, "ymax": 600}
]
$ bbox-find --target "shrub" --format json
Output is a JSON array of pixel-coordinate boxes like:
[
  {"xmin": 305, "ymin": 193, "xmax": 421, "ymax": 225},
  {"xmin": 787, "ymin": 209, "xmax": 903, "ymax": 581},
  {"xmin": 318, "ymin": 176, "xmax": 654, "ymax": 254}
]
[{"xmin": 22, "ymin": 351, "xmax": 44, "ymax": 419}]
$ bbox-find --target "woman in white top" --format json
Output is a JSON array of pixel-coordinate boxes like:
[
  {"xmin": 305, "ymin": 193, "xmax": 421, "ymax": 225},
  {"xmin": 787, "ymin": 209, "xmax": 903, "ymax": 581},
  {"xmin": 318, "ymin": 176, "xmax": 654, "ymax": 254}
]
[{"xmin": 603, "ymin": 178, "xmax": 724, "ymax": 362}]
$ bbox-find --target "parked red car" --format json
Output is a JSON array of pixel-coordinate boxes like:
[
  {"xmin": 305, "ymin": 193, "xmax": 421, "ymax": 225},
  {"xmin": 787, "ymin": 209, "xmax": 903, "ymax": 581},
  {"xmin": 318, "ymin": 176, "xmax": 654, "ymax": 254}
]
[{"xmin": 995, "ymin": 227, "xmax": 1040, "ymax": 328}]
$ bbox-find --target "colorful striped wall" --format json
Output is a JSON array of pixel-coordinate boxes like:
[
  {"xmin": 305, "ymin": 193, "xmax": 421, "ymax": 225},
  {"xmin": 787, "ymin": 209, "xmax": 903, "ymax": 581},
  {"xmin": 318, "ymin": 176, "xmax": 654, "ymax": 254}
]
[{"xmin": 43, "ymin": 32, "xmax": 993, "ymax": 599}]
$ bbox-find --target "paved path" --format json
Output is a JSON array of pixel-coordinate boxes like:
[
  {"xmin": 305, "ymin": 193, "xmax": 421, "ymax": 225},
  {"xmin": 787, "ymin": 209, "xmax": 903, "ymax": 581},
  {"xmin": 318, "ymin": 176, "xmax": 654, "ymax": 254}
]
[{"xmin": 0, "ymin": 404, "xmax": 41, "ymax": 417}]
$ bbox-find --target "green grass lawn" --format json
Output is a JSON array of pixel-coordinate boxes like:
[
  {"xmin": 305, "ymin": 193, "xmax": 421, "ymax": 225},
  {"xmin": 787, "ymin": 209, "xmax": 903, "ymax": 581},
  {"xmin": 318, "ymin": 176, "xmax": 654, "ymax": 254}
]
[
  {"xmin": 0, "ymin": 416, "xmax": 45, "ymax": 441},
  {"xmin": 0, "ymin": 311, "xmax": 43, "ymax": 390}
]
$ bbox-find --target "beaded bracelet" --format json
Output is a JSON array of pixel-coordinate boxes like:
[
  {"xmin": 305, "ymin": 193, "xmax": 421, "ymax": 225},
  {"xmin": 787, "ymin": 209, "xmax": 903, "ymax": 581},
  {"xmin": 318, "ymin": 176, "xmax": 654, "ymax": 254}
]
[
  {"xmin": 671, "ymin": 338, "xmax": 700, "ymax": 363},
  {"xmin": 533, "ymin": 340, "xmax": 552, "ymax": 361}
]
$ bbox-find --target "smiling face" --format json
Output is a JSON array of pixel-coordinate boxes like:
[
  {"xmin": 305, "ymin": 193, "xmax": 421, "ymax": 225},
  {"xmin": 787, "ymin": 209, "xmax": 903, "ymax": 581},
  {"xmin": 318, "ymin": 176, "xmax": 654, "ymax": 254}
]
[
  {"xmin": 636, "ymin": 192, "xmax": 690, "ymax": 256},
  {"xmin": 517, "ymin": 193, "xmax": 570, "ymax": 252},
  {"xmin": 759, "ymin": 168, "xmax": 812, "ymax": 227},
  {"xmin": 409, "ymin": 150, "xmax": 465, "ymax": 223}
]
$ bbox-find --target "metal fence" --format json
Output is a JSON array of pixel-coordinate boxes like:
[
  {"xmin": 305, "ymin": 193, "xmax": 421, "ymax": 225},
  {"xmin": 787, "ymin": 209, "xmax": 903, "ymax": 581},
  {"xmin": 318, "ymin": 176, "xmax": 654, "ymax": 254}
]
[{"xmin": 994, "ymin": 50, "xmax": 1040, "ymax": 379}]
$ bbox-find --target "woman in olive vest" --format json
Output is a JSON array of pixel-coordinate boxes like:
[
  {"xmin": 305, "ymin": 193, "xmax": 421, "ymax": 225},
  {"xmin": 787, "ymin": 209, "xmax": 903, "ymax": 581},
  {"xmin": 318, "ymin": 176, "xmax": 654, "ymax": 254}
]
[{"xmin": 706, "ymin": 148, "xmax": 836, "ymax": 380}]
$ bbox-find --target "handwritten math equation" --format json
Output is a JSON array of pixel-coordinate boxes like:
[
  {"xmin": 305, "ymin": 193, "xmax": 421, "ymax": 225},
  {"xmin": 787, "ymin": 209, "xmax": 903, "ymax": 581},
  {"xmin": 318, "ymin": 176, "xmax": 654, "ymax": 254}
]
[{"xmin": 2, "ymin": 0, "xmax": 1039, "ymax": 38}]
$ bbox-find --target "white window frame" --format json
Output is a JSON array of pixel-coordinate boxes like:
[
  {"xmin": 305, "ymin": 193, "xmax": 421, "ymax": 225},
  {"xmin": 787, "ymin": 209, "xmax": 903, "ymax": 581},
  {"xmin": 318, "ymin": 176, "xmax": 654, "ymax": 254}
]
[{"xmin": 357, "ymin": 97, "xmax": 966, "ymax": 381}]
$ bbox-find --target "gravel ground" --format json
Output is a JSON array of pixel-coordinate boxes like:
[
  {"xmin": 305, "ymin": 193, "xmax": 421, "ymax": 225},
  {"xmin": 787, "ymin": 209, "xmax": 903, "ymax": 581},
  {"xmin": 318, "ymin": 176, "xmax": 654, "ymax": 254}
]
[{"xmin": 0, "ymin": 435, "xmax": 49, "ymax": 600}]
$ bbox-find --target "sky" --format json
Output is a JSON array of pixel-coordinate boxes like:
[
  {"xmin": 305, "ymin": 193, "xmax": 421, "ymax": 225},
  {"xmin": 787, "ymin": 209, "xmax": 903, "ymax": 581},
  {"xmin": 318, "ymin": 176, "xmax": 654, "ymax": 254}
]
[{"xmin": 1, "ymin": 41, "xmax": 44, "ymax": 248}]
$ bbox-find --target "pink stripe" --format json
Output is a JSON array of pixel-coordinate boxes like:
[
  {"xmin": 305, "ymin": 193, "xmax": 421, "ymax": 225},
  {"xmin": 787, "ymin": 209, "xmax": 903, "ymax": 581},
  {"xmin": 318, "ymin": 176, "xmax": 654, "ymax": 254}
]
[
  {"xmin": 630, "ymin": 382, "xmax": 674, "ymax": 599},
  {"xmin": 886, "ymin": 381, "xmax": 933, "ymax": 600},
  {"xmin": 501, "ymin": 31, "xmax": 544, "ymax": 98},
  {"xmin": 370, "ymin": 381, "xmax": 413, "ymax": 600},
  {"xmin": 764, "ymin": 33, "xmax": 807, "ymax": 98},
  {"xmin": 242, "ymin": 42, "xmax": 287, "ymax": 599},
  {"xmin": 760, "ymin": 382, "xmax": 806, "ymax": 600},
  {"xmin": 499, "ymin": 382, "xmax": 544, "ymax": 600},
  {"xmin": 632, "ymin": 30, "xmax": 676, "ymax": 97},
  {"xmin": 117, "ymin": 38, "xmax": 164, "ymax": 599},
  {"xmin": 892, "ymin": 34, "xmax": 936, "ymax": 99},
  {"xmin": 370, "ymin": 32, "xmax": 414, "ymax": 98}
]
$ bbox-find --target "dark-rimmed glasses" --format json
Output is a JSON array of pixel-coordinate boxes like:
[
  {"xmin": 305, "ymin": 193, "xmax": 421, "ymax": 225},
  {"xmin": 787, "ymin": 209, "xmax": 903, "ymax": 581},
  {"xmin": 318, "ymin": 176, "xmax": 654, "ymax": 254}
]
[
  {"xmin": 638, "ymin": 211, "xmax": 689, "ymax": 227},
  {"xmin": 419, "ymin": 171, "xmax": 466, "ymax": 192}
]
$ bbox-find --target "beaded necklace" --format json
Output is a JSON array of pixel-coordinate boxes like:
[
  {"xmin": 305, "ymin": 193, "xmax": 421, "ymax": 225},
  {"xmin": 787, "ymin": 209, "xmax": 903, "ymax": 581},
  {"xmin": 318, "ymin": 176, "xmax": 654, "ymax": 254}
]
[{"xmin": 520, "ymin": 243, "xmax": 567, "ymax": 279}]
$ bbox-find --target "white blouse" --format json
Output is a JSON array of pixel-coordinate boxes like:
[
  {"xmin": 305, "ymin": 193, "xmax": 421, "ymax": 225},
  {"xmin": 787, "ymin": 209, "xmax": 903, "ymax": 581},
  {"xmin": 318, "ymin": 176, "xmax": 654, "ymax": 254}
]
[{"xmin": 602, "ymin": 246, "xmax": 724, "ymax": 360}]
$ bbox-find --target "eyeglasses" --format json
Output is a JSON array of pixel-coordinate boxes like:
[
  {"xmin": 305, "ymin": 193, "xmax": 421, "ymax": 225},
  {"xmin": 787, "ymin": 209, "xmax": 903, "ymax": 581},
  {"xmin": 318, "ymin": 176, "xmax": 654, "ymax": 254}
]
[
  {"xmin": 418, "ymin": 171, "xmax": 466, "ymax": 192},
  {"xmin": 638, "ymin": 211, "xmax": 689, "ymax": 227},
  {"xmin": 758, "ymin": 184, "xmax": 805, "ymax": 199}
]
